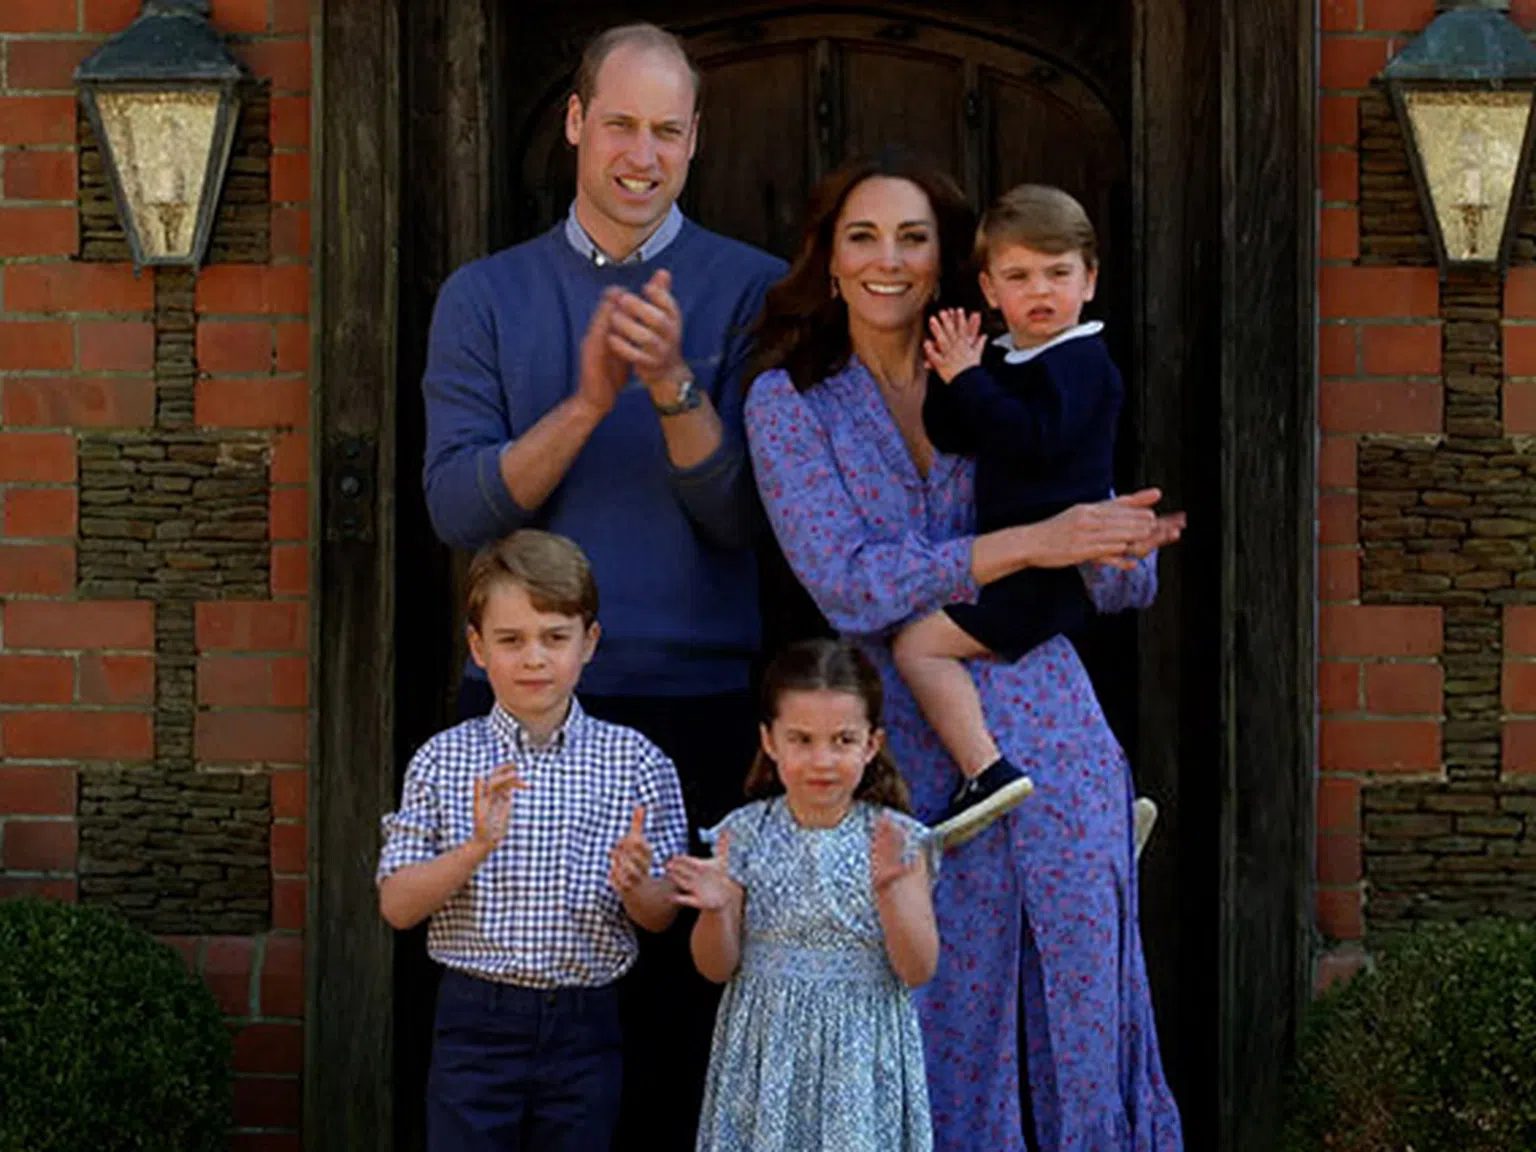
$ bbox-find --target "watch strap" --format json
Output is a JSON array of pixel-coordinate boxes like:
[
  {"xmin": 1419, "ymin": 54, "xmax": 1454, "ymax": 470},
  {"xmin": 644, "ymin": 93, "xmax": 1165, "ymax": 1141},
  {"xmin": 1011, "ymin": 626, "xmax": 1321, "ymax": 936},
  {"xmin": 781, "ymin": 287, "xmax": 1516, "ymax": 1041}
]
[{"xmin": 652, "ymin": 375, "xmax": 702, "ymax": 417}]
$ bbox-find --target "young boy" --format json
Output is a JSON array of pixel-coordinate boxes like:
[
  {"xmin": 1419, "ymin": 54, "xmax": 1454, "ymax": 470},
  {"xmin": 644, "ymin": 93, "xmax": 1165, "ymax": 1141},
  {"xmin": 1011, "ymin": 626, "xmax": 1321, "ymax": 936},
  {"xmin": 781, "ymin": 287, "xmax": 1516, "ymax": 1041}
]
[
  {"xmin": 894, "ymin": 184, "xmax": 1122, "ymax": 848},
  {"xmin": 376, "ymin": 529, "xmax": 688, "ymax": 1151}
]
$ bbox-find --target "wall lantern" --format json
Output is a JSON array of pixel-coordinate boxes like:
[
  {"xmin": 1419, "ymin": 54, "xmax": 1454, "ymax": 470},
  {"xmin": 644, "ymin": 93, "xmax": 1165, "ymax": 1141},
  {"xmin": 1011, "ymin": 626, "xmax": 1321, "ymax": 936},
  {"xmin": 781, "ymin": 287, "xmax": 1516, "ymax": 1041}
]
[
  {"xmin": 75, "ymin": 0, "xmax": 245, "ymax": 270},
  {"xmin": 1382, "ymin": 0, "xmax": 1536, "ymax": 274}
]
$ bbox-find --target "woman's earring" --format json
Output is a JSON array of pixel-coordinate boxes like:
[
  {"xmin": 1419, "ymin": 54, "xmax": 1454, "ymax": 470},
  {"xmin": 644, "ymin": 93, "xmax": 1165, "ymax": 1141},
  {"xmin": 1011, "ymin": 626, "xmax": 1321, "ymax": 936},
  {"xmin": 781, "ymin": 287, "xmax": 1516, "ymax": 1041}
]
[
  {"xmin": 830, "ymin": 277, "xmax": 840, "ymax": 299},
  {"xmin": 931, "ymin": 283, "xmax": 941, "ymax": 305}
]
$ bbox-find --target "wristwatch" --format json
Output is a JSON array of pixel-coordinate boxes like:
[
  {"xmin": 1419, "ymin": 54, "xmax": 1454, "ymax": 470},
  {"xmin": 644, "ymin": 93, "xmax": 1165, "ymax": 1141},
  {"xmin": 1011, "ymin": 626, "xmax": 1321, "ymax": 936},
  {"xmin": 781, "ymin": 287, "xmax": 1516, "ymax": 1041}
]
[{"xmin": 652, "ymin": 374, "xmax": 703, "ymax": 417}]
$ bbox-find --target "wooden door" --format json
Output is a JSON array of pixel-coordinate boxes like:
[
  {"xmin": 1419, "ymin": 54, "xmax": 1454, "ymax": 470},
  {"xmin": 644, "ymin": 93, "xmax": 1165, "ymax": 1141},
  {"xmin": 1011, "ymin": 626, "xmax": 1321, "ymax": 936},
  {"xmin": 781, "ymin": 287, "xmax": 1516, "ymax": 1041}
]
[
  {"xmin": 486, "ymin": 0, "xmax": 1191, "ymax": 1127},
  {"xmin": 373, "ymin": 3, "xmax": 1313, "ymax": 1150},
  {"xmin": 327, "ymin": 1, "xmax": 1313, "ymax": 1149},
  {"xmin": 506, "ymin": 8, "xmax": 1139, "ymax": 706},
  {"xmin": 511, "ymin": 14, "xmax": 1127, "ymax": 291}
]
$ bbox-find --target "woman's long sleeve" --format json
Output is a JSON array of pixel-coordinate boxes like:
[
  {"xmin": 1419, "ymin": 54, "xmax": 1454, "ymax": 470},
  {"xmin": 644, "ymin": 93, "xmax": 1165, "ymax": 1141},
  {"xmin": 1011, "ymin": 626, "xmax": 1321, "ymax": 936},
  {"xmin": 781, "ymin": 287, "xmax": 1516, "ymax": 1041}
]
[
  {"xmin": 745, "ymin": 372, "xmax": 977, "ymax": 636},
  {"xmin": 1080, "ymin": 552, "xmax": 1159, "ymax": 613}
]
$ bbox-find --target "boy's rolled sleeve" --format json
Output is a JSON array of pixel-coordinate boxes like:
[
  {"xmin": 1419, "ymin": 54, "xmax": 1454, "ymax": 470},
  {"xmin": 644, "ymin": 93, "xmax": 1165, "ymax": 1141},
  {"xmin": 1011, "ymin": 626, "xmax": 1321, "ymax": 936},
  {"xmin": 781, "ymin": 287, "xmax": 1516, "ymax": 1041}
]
[
  {"xmin": 637, "ymin": 748, "xmax": 689, "ymax": 876},
  {"xmin": 376, "ymin": 766, "xmax": 443, "ymax": 885}
]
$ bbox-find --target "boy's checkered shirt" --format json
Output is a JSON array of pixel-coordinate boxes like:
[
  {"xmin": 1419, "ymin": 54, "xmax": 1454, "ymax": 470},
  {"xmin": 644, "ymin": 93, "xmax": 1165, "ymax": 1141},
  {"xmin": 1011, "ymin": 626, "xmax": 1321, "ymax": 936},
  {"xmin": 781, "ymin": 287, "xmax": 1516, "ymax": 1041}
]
[{"xmin": 376, "ymin": 697, "xmax": 688, "ymax": 988}]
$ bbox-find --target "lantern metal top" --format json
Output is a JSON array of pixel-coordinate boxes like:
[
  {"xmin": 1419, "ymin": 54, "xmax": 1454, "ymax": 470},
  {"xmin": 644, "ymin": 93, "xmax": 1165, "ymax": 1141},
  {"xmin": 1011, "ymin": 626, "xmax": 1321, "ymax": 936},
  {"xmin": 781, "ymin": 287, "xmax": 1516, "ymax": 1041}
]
[
  {"xmin": 76, "ymin": 1, "xmax": 243, "ymax": 86},
  {"xmin": 1382, "ymin": 2, "xmax": 1536, "ymax": 85}
]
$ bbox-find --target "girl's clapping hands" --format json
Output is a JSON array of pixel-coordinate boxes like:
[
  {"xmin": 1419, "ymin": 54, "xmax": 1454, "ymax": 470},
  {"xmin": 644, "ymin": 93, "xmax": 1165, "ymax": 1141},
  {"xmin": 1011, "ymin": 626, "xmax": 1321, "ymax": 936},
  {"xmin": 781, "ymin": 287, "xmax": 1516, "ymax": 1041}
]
[
  {"xmin": 871, "ymin": 814, "xmax": 919, "ymax": 893},
  {"xmin": 667, "ymin": 832, "xmax": 741, "ymax": 912}
]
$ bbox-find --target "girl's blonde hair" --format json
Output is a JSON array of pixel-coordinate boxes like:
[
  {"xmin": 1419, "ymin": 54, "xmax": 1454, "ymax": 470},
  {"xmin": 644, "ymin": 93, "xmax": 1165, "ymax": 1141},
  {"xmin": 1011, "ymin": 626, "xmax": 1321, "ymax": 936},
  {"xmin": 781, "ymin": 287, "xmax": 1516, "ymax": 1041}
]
[{"xmin": 743, "ymin": 639, "xmax": 912, "ymax": 813}]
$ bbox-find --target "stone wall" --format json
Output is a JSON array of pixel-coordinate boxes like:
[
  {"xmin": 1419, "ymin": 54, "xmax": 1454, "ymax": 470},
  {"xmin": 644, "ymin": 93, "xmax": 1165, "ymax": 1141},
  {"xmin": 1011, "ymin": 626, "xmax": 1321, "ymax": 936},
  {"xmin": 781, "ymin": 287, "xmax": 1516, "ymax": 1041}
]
[
  {"xmin": 76, "ymin": 431, "xmax": 273, "ymax": 933},
  {"xmin": 0, "ymin": 4, "xmax": 314, "ymax": 1146},
  {"xmin": 1318, "ymin": 0, "xmax": 1536, "ymax": 986},
  {"xmin": 1363, "ymin": 780, "xmax": 1536, "ymax": 925}
]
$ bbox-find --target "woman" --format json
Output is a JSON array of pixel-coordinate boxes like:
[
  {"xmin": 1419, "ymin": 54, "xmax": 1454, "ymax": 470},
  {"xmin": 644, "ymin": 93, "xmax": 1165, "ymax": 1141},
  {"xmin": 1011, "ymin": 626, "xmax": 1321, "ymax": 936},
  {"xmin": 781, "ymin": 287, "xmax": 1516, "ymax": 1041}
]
[{"xmin": 743, "ymin": 152, "xmax": 1184, "ymax": 1152}]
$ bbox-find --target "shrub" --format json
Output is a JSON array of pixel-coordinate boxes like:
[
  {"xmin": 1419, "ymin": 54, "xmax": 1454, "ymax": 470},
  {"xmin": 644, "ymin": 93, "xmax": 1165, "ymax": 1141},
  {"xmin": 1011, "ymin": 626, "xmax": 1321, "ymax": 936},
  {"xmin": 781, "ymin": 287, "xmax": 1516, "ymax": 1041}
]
[
  {"xmin": 0, "ymin": 897, "xmax": 232, "ymax": 1152},
  {"xmin": 1281, "ymin": 918, "xmax": 1536, "ymax": 1152}
]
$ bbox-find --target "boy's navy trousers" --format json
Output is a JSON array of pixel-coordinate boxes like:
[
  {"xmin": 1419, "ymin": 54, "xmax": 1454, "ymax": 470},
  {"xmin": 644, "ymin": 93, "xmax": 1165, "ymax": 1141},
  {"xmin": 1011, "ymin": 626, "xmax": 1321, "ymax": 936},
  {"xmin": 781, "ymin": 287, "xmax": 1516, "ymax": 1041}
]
[{"xmin": 426, "ymin": 967, "xmax": 622, "ymax": 1151}]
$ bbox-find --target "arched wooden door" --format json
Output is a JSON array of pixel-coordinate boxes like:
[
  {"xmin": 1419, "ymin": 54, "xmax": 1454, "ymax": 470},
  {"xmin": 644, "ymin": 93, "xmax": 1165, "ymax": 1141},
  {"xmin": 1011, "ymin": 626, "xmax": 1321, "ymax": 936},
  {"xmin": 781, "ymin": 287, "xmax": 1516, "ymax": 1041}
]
[
  {"xmin": 332, "ymin": 0, "xmax": 1315, "ymax": 1146},
  {"xmin": 511, "ymin": 13, "xmax": 1126, "ymax": 290},
  {"xmin": 391, "ymin": 5, "xmax": 1201, "ymax": 1149}
]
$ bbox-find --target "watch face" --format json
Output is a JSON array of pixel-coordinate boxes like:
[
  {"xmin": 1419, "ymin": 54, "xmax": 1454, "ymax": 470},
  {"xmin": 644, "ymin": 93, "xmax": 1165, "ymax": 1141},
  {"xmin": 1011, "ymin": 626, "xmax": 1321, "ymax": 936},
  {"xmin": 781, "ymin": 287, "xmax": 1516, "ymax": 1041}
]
[{"xmin": 654, "ymin": 376, "xmax": 700, "ymax": 415}]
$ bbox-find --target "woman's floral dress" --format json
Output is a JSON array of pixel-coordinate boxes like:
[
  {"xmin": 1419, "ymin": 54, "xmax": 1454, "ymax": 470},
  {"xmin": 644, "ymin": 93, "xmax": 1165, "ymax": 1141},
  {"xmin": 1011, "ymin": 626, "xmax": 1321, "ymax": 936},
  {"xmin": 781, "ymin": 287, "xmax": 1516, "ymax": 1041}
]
[{"xmin": 744, "ymin": 361, "xmax": 1183, "ymax": 1152}]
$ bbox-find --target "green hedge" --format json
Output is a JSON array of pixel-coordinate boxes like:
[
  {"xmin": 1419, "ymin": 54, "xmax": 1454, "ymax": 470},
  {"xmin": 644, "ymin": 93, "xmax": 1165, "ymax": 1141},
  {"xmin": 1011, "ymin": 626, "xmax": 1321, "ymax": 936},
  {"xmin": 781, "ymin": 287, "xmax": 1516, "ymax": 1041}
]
[
  {"xmin": 0, "ymin": 898, "xmax": 232, "ymax": 1152},
  {"xmin": 1282, "ymin": 919, "xmax": 1536, "ymax": 1152}
]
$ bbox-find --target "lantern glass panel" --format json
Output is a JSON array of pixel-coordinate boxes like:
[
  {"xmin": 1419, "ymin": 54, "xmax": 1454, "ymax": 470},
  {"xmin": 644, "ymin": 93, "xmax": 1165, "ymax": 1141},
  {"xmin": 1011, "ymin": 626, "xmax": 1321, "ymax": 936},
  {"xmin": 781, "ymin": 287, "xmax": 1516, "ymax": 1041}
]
[
  {"xmin": 95, "ymin": 86, "xmax": 222, "ymax": 261},
  {"xmin": 1404, "ymin": 88, "xmax": 1531, "ymax": 262}
]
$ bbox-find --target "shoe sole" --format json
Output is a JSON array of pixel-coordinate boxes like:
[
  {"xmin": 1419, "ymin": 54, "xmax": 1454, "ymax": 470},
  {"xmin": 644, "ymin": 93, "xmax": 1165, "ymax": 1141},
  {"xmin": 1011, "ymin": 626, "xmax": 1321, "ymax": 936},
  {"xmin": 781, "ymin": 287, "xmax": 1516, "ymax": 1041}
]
[
  {"xmin": 1133, "ymin": 797, "xmax": 1158, "ymax": 861},
  {"xmin": 933, "ymin": 776, "xmax": 1035, "ymax": 850}
]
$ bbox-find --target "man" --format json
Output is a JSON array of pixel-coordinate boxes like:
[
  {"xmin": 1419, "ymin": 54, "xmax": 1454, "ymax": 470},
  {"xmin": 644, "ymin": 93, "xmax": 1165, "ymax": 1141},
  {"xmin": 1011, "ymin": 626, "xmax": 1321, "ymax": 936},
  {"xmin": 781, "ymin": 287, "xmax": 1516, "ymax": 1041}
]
[{"xmin": 420, "ymin": 22, "xmax": 785, "ymax": 1150}]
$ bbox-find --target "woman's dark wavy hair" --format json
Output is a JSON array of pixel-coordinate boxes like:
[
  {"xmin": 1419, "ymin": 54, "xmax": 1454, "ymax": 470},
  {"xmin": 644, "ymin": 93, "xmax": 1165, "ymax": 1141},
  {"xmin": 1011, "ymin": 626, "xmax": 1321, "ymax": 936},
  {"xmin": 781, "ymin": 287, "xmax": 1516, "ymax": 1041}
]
[
  {"xmin": 743, "ymin": 639, "xmax": 912, "ymax": 813},
  {"xmin": 750, "ymin": 149, "xmax": 980, "ymax": 392}
]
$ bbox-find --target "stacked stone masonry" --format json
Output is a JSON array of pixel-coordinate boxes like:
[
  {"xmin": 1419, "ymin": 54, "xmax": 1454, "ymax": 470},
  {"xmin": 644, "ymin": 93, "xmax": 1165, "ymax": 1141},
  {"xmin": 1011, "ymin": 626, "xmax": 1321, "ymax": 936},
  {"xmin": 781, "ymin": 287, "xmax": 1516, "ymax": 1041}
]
[
  {"xmin": 0, "ymin": 6, "xmax": 313, "ymax": 1146},
  {"xmin": 1355, "ymin": 199, "xmax": 1536, "ymax": 932},
  {"xmin": 1363, "ymin": 781, "xmax": 1536, "ymax": 926},
  {"xmin": 75, "ymin": 431, "xmax": 274, "ymax": 934},
  {"xmin": 63, "ymin": 80, "xmax": 278, "ymax": 935}
]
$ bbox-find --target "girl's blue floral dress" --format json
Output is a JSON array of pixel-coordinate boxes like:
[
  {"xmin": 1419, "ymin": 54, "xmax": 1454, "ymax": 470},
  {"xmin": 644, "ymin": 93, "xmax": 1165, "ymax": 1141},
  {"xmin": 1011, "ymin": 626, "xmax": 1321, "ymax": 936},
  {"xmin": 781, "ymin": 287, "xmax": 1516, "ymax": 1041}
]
[{"xmin": 694, "ymin": 797, "xmax": 935, "ymax": 1152}]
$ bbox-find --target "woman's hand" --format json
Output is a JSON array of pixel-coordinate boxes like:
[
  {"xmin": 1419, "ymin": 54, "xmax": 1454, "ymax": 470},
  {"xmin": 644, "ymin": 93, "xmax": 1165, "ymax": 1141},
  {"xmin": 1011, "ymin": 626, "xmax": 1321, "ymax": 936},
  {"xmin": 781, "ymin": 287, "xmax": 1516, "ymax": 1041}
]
[
  {"xmin": 667, "ymin": 832, "xmax": 741, "ymax": 912},
  {"xmin": 1095, "ymin": 492, "xmax": 1187, "ymax": 567},
  {"xmin": 973, "ymin": 488, "xmax": 1185, "ymax": 583},
  {"xmin": 1029, "ymin": 489, "xmax": 1183, "ymax": 567}
]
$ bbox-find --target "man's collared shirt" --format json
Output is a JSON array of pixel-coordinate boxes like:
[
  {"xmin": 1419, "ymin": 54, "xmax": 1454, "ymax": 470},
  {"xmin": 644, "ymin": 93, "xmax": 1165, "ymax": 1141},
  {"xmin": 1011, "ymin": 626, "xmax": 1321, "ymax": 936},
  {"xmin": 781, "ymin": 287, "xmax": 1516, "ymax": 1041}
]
[
  {"xmin": 377, "ymin": 697, "xmax": 688, "ymax": 988},
  {"xmin": 563, "ymin": 201, "xmax": 684, "ymax": 266}
]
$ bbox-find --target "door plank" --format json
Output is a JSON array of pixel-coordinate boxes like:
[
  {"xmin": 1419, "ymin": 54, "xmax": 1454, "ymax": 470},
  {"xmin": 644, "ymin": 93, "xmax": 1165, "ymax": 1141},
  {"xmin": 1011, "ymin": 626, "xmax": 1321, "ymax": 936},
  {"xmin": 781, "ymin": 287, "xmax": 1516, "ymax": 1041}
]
[
  {"xmin": 1217, "ymin": 0, "xmax": 1315, "ymax": 1147},
  {"xmin": 309, "ymin": 0, "xmax": 401, "ymax": 1148}
]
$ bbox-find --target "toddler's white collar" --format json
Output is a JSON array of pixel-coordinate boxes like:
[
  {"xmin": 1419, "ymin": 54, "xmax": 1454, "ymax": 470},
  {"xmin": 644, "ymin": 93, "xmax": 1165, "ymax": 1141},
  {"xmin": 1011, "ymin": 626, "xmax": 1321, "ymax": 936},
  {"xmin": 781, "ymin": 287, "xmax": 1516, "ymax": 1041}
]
[{"xmin": 993, "ymin": 320, "xmax": 1105, "ymax": 364}]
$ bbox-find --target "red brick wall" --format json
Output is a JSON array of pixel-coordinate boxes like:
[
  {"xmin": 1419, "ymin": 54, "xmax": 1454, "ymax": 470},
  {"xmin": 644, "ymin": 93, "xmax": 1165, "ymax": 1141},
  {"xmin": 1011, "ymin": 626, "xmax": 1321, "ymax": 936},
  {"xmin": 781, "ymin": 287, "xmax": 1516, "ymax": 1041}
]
[
  {"xmin": 0, "ymin": 2, "xmax": 310, "ymax": 1148},
  {"xmin": 1317, "ymin": 0, "xmax": 1536, "ymax": 990}
]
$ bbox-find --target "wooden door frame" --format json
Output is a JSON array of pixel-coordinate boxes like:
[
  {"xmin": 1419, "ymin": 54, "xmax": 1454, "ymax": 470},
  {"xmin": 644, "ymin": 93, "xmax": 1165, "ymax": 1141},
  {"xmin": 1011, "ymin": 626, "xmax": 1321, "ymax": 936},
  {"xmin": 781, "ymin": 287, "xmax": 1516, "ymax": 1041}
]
[{"xmin": 306, "ymin": 0, "xmax": 1315, "ymax": 1147}]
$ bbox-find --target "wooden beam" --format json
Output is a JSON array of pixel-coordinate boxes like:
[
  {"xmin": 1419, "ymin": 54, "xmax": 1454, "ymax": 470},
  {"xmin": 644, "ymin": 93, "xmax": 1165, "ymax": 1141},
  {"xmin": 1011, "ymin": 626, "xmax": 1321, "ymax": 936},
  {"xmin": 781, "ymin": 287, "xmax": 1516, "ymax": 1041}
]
[
  {"xmin": 306, "ymin": 0, "xmax": 400, "ymax": 1147},
  {"xmin": 1216, "ymin": 0, "xmax": 1315, "ymax": 1148},
  {"xmin": 1132, "ymin": 1, "xmax": 1225, "ymax": 1140},
  {"xmin": 391, "ymin": 1, "xmax": 497, "ymax": 1145}
]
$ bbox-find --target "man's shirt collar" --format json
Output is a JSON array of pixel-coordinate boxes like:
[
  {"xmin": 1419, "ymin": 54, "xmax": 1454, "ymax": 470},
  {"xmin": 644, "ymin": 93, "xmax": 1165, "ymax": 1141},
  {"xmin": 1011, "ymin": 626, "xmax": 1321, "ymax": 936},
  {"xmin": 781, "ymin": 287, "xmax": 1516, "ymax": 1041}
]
[{"xmin": 564, "ymin": 202, "xmax": 684, "ymax": 266}]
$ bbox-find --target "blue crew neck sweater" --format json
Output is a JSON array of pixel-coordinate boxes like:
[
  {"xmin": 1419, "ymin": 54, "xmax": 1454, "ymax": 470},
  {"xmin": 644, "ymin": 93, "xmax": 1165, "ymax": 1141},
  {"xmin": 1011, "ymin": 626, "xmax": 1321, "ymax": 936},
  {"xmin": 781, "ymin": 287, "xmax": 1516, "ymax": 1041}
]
[{"xmin": 422, "ymin": 219, "xmax": 785, "ymax": 696}]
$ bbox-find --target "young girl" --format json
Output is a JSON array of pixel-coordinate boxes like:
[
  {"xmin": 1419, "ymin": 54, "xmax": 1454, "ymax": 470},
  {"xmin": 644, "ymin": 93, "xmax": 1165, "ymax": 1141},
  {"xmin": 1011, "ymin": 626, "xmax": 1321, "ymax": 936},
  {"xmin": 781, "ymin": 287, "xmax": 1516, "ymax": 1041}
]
[{"xmin": 667, "ymin": 639, "xmax": 939, "ymax": 1152}]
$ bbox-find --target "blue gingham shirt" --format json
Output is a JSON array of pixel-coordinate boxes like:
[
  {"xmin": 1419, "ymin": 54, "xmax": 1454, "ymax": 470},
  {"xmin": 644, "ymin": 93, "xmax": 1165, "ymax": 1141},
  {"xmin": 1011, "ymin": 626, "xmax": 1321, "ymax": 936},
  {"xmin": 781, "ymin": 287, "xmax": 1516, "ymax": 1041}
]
[{"xmin": 376, "ymin": 698, "xmax": 688, "ymax": 988}]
